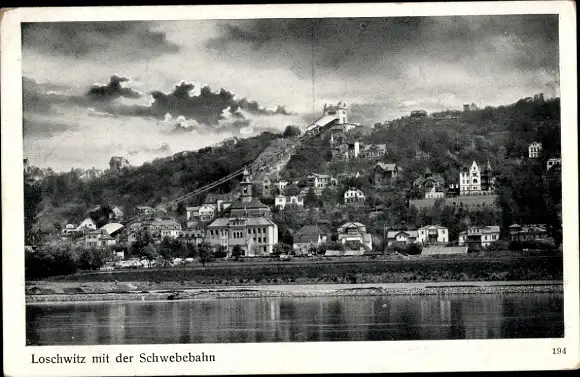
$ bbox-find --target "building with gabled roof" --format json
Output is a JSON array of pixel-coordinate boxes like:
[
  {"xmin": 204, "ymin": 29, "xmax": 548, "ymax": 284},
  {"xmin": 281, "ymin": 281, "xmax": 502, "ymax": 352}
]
[
  {"xmin": 386, "ymin": 230, "xmax": 419, "ymax": 246},
  {"xmin": 417, "ymin": 225, "xmax": 449, "ymax": 243},
  {"xmin": 293, "ymin": 225, "xmax": 328, "ymax": 255},
  {"xmin": 337, "ymin": 222, "xmax": 372, "ymax": 251},
  {"xmin": 458, "ymin": 225, "xmax": 500, "ymax": 248},
  {"xmin": 372, "ymin": 162, "xmax": 399, "ymax": 186}
]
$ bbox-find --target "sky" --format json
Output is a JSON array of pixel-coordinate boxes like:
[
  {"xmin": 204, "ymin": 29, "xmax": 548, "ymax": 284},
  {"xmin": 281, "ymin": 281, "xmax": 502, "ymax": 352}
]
[{"xmin": 22, "ymin": 15, "xmax": 560, "ymax": 171}]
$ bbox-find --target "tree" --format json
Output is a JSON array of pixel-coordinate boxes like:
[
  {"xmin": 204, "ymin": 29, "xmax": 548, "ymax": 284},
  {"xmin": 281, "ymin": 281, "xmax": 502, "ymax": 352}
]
[
  {"xmin": 283, "ymin": 125, "xmax": 301, "ymax": 138},
  {"xmin": 304, "ymin": 188, "xmax": 320, "ymax": 208},
  {"xmin": 231, "ymin": 245, "xmax": 243, "ymax": 259},
  {"xmin": 140, "ymin": 245, "xmax": 159, "ymax": 268},
  {"xmin": 198, "ymin": 242, "xmax": 213, "ymax": 267}
]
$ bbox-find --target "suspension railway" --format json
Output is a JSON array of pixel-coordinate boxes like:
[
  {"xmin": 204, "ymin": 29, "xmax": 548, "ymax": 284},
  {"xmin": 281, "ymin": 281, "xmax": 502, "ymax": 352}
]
[{"xmin": 121, "ymin": 115, "xmax": 339, "ymax": 226}]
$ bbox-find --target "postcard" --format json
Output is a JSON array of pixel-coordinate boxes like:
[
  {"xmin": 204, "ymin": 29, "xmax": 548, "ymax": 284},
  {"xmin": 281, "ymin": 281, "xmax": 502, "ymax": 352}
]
[{"xmin": 1, "ymin": 2, "xmax": 578, "ymax": 375}]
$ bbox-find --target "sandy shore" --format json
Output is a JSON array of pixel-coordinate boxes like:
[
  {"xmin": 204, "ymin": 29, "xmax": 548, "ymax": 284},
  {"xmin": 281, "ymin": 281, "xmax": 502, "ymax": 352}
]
[{"xmin": 26, "ymin": 280, "xmax": 563, "ymax": 304}]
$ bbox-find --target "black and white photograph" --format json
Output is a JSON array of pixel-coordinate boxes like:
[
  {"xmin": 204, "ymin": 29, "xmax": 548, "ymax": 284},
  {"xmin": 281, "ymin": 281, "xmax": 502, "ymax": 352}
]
[{"xmin": 2, "ymin": 2, "xmax": 578, "ymax": 375}]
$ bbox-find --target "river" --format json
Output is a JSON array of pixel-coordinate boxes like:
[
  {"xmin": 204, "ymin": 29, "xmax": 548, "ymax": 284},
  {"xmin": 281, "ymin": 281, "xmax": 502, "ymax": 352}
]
[{"xmin": 26, "ymin": 293, "xmax": 563, "ymax": 345}]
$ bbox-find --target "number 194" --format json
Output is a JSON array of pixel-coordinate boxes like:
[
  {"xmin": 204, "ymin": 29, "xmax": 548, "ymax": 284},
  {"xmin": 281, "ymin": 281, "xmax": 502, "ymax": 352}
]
[{"xmin": 552, "ymin": 347, "xmax": 566, "ymax": 355}]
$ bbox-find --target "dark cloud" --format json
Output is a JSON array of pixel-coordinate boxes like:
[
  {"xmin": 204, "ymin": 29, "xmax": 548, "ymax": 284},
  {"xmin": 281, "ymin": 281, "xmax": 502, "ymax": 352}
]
[
  {"xmin": 145, "ymin": 82, "xmax": 290, "ymax": 125},
  {"xmin": 87, "ymin": 75, "xmax": 141, "ymax": 102},
  {"xmin": 207, "ymin": 16, "xmax": 559, "ymax": 79},
  {"xmin": 22, "ymin": 22, "xmax": 180, "ymax": 60}
]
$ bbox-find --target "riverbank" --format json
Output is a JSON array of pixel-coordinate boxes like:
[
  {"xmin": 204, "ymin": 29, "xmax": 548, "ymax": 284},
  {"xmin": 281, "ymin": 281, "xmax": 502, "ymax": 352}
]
[{"xmin": 26, "ymin": 280, "xmax": 563, "ymax": 303}]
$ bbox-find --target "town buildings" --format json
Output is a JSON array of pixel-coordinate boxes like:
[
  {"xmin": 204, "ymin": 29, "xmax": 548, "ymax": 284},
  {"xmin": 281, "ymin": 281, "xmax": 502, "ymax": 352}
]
[
  {"xmin": 458, "ymin": 225, "xmax": 500, "ymax": 247},
  {"xmin": 529, "ymin": 142, "xmax": 543, "ymax": 158},
  {"xmin": 337, "ymin": 222, "xmax": 373, "ymax": 250},
  {"xmin": 372, "ymin": 162, "xmax": 399, "ymax": 186},
  {"xmin": 344, "ymin": 187, "xmax": 365, "ymax": 204},
  {"xmin": 292, "ymin": 226, "xmax": 328, "ymax": 255},
  {"xmin": 323, "ymin": 102, "xmax": 348, "ymax": 124},
  {"xmin": 508, "ymin": 224, "xmax": 548, "ymax": 242}
]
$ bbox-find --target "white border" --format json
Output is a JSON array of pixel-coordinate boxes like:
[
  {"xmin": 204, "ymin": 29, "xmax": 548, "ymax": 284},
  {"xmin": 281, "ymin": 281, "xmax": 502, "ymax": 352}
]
[{"xmin": 2, "ymin": 2, "xmax": 578, "ymax": 375}]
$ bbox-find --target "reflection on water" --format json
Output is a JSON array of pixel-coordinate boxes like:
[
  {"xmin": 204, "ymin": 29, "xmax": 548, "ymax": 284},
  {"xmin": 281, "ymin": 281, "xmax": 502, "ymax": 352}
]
[{"xmin": 26, "ymin": 293, "xmax": 563, "ymax": 345}]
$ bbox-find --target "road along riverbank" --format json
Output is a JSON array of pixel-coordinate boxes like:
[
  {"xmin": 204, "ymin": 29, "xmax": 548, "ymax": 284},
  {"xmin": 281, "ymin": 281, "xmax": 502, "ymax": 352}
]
[{"xmin": 26, "ymin": 280, "xmax": 563, "ymax": 304}]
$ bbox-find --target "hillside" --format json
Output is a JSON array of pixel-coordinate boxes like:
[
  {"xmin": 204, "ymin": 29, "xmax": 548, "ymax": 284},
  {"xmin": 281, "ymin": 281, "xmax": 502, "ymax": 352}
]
[
  {"xmin": 25, "ymin": 97, "xmax": 562, "ymax": 246},
  {"xmin": 25, "ymin": 132, "xmax": 280, "ymax": 236}
]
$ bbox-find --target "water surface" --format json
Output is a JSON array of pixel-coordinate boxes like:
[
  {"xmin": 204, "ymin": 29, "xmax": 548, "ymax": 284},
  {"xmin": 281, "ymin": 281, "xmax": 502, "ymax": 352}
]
[{"xmin": 26, "ymin": 293, "xmax": 564, "ymax": 345}]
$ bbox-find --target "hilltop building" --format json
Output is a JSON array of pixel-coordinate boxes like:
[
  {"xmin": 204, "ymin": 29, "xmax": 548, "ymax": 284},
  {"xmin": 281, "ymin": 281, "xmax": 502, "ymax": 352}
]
[
  {"xmin": 109, "ymin": 156, "xmax": 129, "ymax": 172},
  {"xmin": 323, "ymin": 102, "xmax": 348, "ymax": 124}
]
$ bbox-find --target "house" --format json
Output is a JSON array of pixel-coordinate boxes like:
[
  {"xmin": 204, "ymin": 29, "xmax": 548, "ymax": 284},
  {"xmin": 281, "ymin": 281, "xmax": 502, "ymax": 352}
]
[
  {"xmin": 110, "ymin": 206, "xmax": 124, "ymax": 220},
  {"xmin": 362, "ymin": 144, "xmax": 387, "ymax": 159},
  {"xmin": 272, "ymin": 179, "xmax": 289, "ymax": 194},
  {"xmin": 293, "ymin": 226, "xmax": 328, "ymax": 255},
  {"xmin": 77, "ymin": 218, "xmax": 97, "ymax": 231},
  {"xmin": 546, "ymin": 158, "xmax": 562, "ymax": 171},
  {"xmin": 337, "ymin": 222, "xmax": 372, "ymax": 250},
  {"xmin": 85, "ymin": 229, "xmax": 116, "ymax": 248},
  {"xmin": 508, "ymin": 224, "xmax": 548, "ymax": 242},
  {"xmin": 206, "ymin": 217, "xmax": 278, "ymax": 256},
  {"xmin": 306, "ymin": 173, "xmax": 336, "ymax": 190},
  {"xmin": 458, "ymin": 225, "xmax": 500, "ymax": 247},
  {"xmin": 417, "ymin": 225, "xmax": 449, "ymax": 244},
  {"xmin": 459, "ymin": 161, "xmax": 494, "ymax": 195},
  {"xmin": 386, "ymin": 230, "xmax": 419, "ymax": 246},
  {"xmin": 372, "ymin": 162, "xmax": 399, "ymax": 186},
  {"xmin": 425, "ymin": 186, "xmax": 445, "ymax": 199},
  {"xmin": 528, "ymin": 142, "xmax": 543, "ymax": 158},
  {"xmin": 61, "ymin": 223, "xmax": 77, "ymax": 236},
  {"xmin": 413, "ymin": 168, "xmax": 445, "ymax": 190},
  {"xmin": 99, "ymin": 223, "xmax": 124, "ymax": 238},
  {"xmin": 186, "ymin": 206, "xmax": 201, "ymax": 228},
  {"xmin": 344, "ymin": 187, "xmax": 365, "ymax": 204},
  {"xmin": 176, "ymin": 230, "xmax": 205, "ymax": 246},
  {"xmin": 275, "ymin": 194, "xmax": 304, "ymax": 210},
  {"xmin": 140, "ymin": 219, "xmax": 182, "ymax": 239},
  {"xmin": 109, "ymin": 156, "xmax": 129, "ymax": 172},
  {"xmin": 198, "ymin": 204, "xmax": 216, "ymax": 222}
]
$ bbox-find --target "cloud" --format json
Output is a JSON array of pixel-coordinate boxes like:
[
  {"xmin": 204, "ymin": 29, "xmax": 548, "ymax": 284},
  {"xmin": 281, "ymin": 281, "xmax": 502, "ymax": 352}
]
[
  {"xmin": 206, "ymin": 16, "xmax": 559, "ymax": 80},
  {"xmin": 144, "ymin": 81, "xmax": 291, "ymax": 125},
  {"xmin": 87, "ymin": 75, "xmax": 142, "ymax": 102},
  {"xmin": 22, "ymin": 22, "xmax": 180, "ymax": 61}
]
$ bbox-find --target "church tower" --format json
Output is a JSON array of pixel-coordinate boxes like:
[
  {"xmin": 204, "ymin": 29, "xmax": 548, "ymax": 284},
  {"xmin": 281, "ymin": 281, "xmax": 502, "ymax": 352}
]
[{"xmin": 240, "ymin": 168, "xmax": 253, "ymax": 203}]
